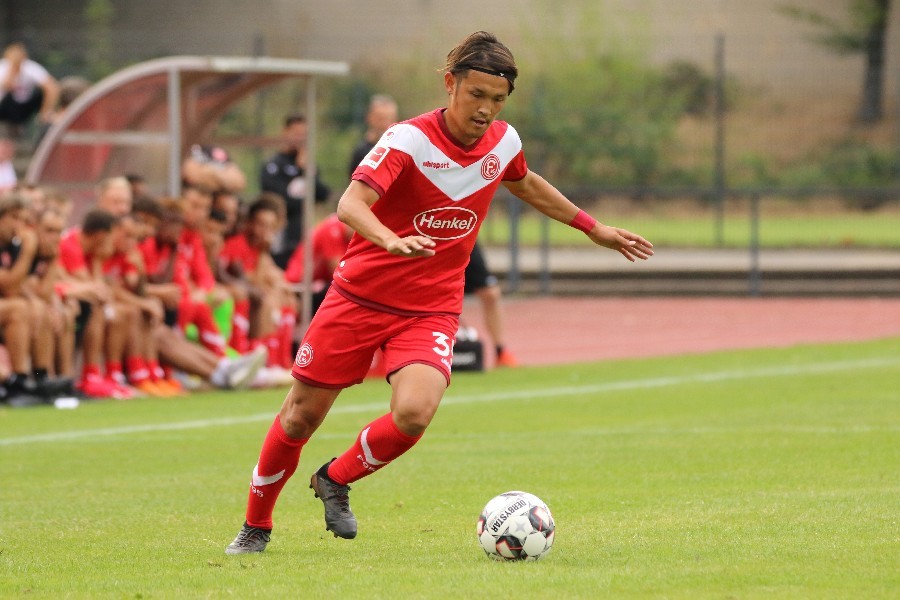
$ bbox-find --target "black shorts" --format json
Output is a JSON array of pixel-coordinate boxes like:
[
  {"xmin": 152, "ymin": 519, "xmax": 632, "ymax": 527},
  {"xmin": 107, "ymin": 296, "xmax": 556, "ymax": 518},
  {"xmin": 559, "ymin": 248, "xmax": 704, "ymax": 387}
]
[{"xmin": 464, "ymin": 242, "xmax": 498, "ymax": 294}]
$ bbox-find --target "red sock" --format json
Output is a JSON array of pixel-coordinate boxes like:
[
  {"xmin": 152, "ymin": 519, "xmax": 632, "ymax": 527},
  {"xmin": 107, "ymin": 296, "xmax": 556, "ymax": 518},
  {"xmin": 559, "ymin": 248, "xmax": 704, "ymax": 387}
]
[
  {"xmin": 127, "ymin": 356, "xmax": 149, "ymax": 384},
  {"xmin": 195, "ymin": 303, "xmax": 226, "ymax": 356},
  {"xmin": 148, "ymin": 360, "xmax": 164, "ymax": 381},
  {"xmin": 327, "ymin": 413, "xmax": 422, "ymax": 485},
  {"xmin": 106, "ymin": 360, "xmax": 124, "ymax": 383},
  {"xmin": 265, "ymin": 333, "xmax": 281, "ymax": 367},
  {"xmin": 245, "ymin": 416, "xmax": 308, "ymax": 530},
  {"xmin": 230, "ymin": 299, "xmax": 251, "ymax": 353},
  {"xmin": 82, "ymin": 363, "xmax": 102, "ymax": 382},
  {"xmin": 178, "ymin": 298, "xmax": 226, "ymax": 356}
]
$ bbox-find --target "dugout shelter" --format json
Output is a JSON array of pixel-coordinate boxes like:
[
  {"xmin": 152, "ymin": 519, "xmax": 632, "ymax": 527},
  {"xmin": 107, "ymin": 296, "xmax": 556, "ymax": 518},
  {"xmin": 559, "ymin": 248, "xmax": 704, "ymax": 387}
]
[{"xmin": 25, "ymin": 55, "xmax": 349, "ymax": 326}]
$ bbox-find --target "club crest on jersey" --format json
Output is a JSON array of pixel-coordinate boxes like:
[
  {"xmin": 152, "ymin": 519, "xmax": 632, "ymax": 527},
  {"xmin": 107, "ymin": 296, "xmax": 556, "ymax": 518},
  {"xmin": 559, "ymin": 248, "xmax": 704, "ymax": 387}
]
[
  {"xmin": 294, "ymin": 343, "xmax": 314, "ymax": 368},
  {"xmin": 413, "ymin": 207, "xmax": 478, "ymax": 240},
  {"xmin": 363, "ymin": 146, "xmax": 390, "ymax": 170},
  {"xmin": 481, "ymin": 153, "xmax": 501, "ymax": 180}
]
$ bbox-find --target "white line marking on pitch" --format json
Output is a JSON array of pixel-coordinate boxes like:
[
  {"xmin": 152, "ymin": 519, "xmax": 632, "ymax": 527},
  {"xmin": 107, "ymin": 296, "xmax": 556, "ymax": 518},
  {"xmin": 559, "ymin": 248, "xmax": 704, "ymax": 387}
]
[{"xmin": 1, "ymin": 356, "xmax": 897, "ymax": 446}]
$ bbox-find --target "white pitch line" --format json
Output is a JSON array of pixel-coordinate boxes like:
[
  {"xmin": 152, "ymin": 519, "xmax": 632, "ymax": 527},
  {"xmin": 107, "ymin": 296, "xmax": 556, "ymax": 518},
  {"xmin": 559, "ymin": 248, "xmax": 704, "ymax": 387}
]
[{"xmin": 1, "ymin": 356, "xmax": 897, "ymax": 447}]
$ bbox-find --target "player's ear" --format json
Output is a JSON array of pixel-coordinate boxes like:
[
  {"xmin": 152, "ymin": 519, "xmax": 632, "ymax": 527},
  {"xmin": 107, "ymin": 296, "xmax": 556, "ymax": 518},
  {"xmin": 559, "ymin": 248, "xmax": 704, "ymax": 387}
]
[{"xmin": 444, "ymin": 71, "xmax": 457, "ymax": 96}]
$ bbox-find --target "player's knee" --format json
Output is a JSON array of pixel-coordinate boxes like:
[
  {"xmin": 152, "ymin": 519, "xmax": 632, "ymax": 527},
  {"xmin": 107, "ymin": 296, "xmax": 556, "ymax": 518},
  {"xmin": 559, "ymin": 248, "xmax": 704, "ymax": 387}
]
[
  {"xmin": 280, "ymin": 407, "xmax": 324, "ymax": 438},
  {"xmin": 392, "ymin": 403, "xmax": 437, "ymax": 437}
]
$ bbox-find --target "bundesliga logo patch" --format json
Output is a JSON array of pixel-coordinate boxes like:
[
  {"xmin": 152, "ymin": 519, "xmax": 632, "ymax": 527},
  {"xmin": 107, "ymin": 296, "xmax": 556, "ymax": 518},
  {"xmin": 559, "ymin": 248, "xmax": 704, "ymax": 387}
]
[{"xmin": 363, "ymin": 146, "xmax": 390, "ymax": 170}]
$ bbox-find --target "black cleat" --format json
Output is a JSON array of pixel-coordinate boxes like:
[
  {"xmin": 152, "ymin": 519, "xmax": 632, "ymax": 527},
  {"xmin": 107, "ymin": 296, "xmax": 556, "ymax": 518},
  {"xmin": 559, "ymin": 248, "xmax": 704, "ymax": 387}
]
[
  {"xmin": 225, "ymin": 522, "xmax": 272, "ymax": 555},
  {"xmin": 310, "ymin": 460, "xmax": 357, "ymax": 539}
]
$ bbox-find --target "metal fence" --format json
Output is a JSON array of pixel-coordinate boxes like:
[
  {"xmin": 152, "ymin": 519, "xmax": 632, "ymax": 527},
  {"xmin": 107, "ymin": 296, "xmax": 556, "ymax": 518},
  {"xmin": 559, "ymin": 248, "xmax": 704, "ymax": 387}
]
[{"xmin": 6, "ymin": 13, "xmax": 900, "ymax": 296}]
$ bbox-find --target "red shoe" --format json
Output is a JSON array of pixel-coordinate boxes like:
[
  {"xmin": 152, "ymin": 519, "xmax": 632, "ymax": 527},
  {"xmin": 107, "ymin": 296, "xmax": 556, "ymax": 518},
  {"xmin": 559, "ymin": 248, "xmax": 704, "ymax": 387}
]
[
  {"xmin": 496, "ymin": 349, "xmax": 519, "ymax": 368},
  {"xmin": 77, "ymin": 377, "xmax": 120, "ymax": 399},
  {"xmin": 103, "ymin": 376, "xmax": 137, "ymax": 400}
]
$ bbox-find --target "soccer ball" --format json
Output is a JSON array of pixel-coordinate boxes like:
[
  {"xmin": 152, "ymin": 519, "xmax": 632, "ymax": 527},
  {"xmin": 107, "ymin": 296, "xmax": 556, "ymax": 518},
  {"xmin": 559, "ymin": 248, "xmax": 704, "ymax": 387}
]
[{"xmin": 476, "ymin": 491, "xmax": 555, "ymax": 561}]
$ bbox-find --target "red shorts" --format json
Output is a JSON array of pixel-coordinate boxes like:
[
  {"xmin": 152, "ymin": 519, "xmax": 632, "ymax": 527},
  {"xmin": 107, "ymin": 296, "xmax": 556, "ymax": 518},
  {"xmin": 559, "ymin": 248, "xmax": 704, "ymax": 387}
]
[{"xmin": 291, "ymin": 288, "xmax": 459, "ymax": 389}]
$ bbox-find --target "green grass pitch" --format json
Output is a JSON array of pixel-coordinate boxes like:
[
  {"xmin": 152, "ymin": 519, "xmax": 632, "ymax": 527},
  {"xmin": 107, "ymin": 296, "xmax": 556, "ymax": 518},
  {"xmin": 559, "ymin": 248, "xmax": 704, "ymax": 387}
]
[{"xmin": 1, "ymin": 338, "xmax": 897, "ymax": 598}]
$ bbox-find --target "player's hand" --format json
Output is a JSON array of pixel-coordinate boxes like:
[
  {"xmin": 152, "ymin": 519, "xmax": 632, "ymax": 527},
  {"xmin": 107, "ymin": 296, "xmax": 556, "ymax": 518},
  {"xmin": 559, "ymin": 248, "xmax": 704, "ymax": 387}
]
[
  {"xmin": 589, "ymin": 225, "xmax": 654, "ymax": 262},
  {"xmin": 17, "ymin": 227, "xmax": 37, "ymax": 255},
  {"xmin": 385, "ymin": 235, "xmax": 436, "ymax": 258}
]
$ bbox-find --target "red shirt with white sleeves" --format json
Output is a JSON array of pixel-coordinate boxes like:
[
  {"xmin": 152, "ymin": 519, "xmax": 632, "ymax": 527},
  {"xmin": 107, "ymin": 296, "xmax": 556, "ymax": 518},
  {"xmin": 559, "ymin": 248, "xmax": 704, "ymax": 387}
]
[{"xmin": 337, "ymin": 108, "xmax": 527, "ymax": 315}]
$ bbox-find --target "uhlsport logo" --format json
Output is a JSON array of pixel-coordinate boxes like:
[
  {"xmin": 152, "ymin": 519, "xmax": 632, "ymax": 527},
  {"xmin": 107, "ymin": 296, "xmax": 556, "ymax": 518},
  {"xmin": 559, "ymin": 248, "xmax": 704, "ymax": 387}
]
[
  {"xmin": 294, "ymin": 343, "xmax": 314, "ymax": 367},
  {"xmin": 481, "ymin": 153, "xmax": 500, "ymax": 180},
  {"xmin": 414, "ymin": 207, "xmax": 478, "ymax": 240}
]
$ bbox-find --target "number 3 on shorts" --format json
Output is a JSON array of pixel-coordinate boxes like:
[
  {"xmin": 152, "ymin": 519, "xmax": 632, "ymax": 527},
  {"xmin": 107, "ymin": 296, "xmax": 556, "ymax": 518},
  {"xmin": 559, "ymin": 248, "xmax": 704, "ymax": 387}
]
[{"xmin": 432, "ymin": 332, "xmax": 453, "ymax": 357}]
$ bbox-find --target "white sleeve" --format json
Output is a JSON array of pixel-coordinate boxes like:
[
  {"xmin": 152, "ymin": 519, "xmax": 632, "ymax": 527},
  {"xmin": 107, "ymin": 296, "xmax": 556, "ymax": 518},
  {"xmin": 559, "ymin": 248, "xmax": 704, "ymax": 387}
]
[{"xmin": 22, "ymin": 60, "xmax": 51, "ymax": 86}]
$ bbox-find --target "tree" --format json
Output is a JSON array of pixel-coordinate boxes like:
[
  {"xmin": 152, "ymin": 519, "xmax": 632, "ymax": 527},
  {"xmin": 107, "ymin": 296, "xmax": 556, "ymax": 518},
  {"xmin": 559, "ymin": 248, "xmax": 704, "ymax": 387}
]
[{"xmin": 779, "ymin": 0, "xmax": 892, "ymax": 123}]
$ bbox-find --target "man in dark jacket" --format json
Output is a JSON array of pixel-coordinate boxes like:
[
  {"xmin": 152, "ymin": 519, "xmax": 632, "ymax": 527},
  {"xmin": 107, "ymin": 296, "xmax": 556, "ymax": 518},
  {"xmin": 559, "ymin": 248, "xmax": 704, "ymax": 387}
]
[{"xmin": 259, "ymin": 114, "xmax": 331, "ymax": 268}]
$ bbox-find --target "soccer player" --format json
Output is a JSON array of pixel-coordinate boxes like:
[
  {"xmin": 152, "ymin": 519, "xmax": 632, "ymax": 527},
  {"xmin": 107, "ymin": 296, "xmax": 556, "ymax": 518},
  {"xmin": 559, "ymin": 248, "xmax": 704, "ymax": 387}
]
[
  {"xmin": 225, "ymin": 31, "xmax": 653, "ymax": 554},
  {"xmin": 350, "ymin": 94, "xmax": 519, "ymax": 368}
]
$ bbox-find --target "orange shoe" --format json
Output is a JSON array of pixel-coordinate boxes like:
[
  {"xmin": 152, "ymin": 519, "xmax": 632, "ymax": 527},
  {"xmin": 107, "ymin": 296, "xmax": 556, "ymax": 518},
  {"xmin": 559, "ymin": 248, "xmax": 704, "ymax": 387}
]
[
  {"xmin": 154, "ymin": 377, "xmax": 186, "ymax": 396},
  {"xmin": 496, "ymin": 349, "xmax": 519, "ymax": 368},
  {"xmin": 133, "ymin": 379, "xmax": 172, "ymax": 397}
]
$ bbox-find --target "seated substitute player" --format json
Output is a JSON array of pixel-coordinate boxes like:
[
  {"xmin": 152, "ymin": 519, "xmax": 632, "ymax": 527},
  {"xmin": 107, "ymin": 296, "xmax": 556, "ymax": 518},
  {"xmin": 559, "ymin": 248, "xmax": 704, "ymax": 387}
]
[
  {"xmin": 225, "ymin": 31, "xmax": 653, "ymax": 554},
  {"xmin": 219, "ymin": 193, "xmax": 297, "ymax": 372},
  {"xmin": 26, "ymin": 208, "xmax": 78, "ymax": 396},
  {"xmin": 284, "ymin": 212, "xmax": 354, "ymax": 315}
]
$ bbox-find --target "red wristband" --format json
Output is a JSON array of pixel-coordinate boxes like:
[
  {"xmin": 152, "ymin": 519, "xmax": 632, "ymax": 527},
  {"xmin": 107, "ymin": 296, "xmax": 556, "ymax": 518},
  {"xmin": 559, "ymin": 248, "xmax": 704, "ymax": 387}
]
[{"xmin": 569, "ymin": 209, "xmax": 597, "ymax": 234}]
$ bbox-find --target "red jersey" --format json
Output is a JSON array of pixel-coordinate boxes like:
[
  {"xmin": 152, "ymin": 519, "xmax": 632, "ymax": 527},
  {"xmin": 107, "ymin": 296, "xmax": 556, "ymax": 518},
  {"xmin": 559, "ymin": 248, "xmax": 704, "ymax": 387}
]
[
  {"xmin": 220, "ymin": 234, "xmax": 262, "ymax": 275},
  {"xmin": 139, "ymin": 237, "xmax": 191, "ymax": 295},
  {"xmin": 58, "ymin": 228, "xmax": 89, "ymax": 275},
  {"xmin": 339, "ymin": 108, "xmax": 527, "ymax": 314},
  {"xmin": 177, "ymin": 228, "xmax": 215, "ymax": 291},
  {"xmin": 102, "ymin": 252, "xmax": 140, "ymax": 284},
  {"xmin": 285, "ymin": 214, "xmax": 353, "ymax": 284}
]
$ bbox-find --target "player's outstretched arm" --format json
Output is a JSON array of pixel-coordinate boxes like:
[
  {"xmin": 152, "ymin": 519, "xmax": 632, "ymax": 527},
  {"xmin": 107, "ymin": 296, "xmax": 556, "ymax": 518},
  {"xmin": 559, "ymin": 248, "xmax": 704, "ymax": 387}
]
[
  {"xmin": 503, "ymin": 170, "xmax": 653, "ymax": 262},
  {"xmin": 336, "ymin": 181, "xmax": 436, "ymax": 258}
]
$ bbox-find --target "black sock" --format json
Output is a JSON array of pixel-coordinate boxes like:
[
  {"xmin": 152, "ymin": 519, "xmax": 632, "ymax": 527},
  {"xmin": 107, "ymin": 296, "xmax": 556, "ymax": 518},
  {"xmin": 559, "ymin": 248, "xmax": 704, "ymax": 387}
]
[{"xmin": 318, "ymin": 459, "xmax": 338, "ymax": 483}]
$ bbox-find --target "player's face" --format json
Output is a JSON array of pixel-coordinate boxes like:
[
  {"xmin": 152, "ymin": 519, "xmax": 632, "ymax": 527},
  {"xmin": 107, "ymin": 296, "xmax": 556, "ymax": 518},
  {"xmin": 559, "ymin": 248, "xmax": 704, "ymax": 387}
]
[
  {"xmin": 132, "ymin": 212, "xmax": 159, "ymax": 242},
  {"xmin": 91, "ymin": 231, "xmax": 117, "ymax": 260},
  {"xmin": 113, "ymin": 216, "xmax": 138, "ymax": 253},
  {"xmin": 247, "ymin": 209, "xmax": 279, "ymax": 250},
  {"xmin": 443, "ymin": 70, "xmax": 509, "ymax": 146},
  {"xmin": 181, "ymin": 189, "xmax": 211, "ymax": 229},
  {"xmin": 202, "ymin": 219, "xmax": 227, "ymax": 255},
  {"xmin": 213, "ymin": 194, "xmax": 239, "ymax": 232},
  {"xmin": 98, "ymin": 184, "xmax": 132, "ymax": 217},
  {"xmin": 283, "ymin": 122, "xmax": 308, "ymax": 150},
  {"xmin": 37, "ymin": 212, "xmax": 64, "ymax": 256},
  {"xmin": 367, "ymin": 102, "xmax": 398, "ymax": 138},
  {"xmin": 0, "ymin": 208, "xmax": 23, "ymax": 241},
  {"xmin": 158, "ymin": 219, "xmax": 183, "ymax": 246}
]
